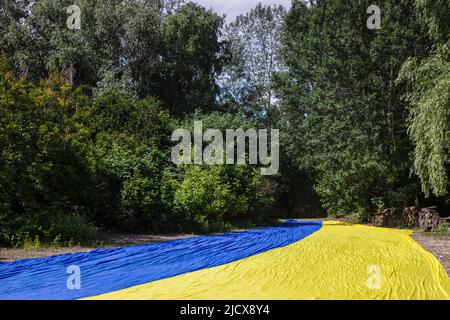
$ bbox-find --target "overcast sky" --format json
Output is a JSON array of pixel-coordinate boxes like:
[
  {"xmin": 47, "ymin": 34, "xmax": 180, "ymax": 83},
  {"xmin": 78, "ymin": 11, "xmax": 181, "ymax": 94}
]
[{"xmin": 192, "ymin": 0, "xmax": 292, "ymax": 22}]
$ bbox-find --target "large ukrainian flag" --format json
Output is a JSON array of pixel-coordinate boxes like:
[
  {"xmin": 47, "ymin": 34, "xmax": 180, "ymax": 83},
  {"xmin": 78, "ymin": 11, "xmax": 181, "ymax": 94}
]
[{"xmin": 0, "ymin": 221, "xmax": 449, "ymax": 300}]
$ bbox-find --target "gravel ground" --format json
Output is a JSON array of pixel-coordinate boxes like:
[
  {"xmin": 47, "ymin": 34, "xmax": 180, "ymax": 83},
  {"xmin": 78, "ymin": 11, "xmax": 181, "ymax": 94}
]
[{"xmin": 412, "ymin": 231, "xmax": 450, "ymax": 276}]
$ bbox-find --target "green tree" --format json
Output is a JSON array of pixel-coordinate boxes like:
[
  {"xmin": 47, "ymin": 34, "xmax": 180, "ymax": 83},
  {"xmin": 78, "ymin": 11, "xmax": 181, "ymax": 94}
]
[
  {"xmin": 397, "ymin": 0, "xmax": 450, "ymax": 197},
  {"xmin": 0, "ymin": 55, "xmax": 97, "ymax": 245},
  {"xmin": 1, "ymin": 1, "xmax": 229, "ymax": 112},
  {"xmin": 171, "ymin": 164, "xmax": 264, "ymax": 232},
  {"xmin": 397, "ymin": 42, "xmax": 450, "ymax": 197},
  {"xmin": 277, "ymin": 0, "xmax": 431, "ymax": 217},
  {"xmin": 0, "ymin": 0, "xmax": 163, "ymax": 94},
  {"xmin": 415, "ymin": 0, "xmax": 450, "ymax": 41},
  {"xmin": 159, "ymin": 3, "xmax": 227, "ymax": 116},
  {"xmin": 86, "ymin": 91, "xmax": 175, "ymax": 230},
  {"xmin": 223, "ymin": 4, "xmax": 286, "ymax": 123}
]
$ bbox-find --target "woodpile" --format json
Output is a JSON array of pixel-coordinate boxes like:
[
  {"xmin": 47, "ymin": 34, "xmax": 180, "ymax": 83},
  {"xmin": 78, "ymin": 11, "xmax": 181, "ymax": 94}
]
[
  {"xmin": 418, "ymin": 207, "xmax": 440, "ymax": 232},
  {"xmin": 372, "ymin": 206, "xmax": 442, "ymax": 231},
  {"xmin": 405, "ymin": 206, "xmax": 420, "ymax": 227},
  {"xmin": 373, "ymin": 207, "xmax": 408, "ymax": 228}
]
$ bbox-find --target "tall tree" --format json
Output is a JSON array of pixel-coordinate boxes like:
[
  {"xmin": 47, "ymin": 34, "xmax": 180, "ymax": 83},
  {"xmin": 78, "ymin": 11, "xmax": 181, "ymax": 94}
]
[
  {"xmin": 223, "ymin": 4, "xmax": 286, "ymax": 123},
  {"xmin": 159, "ymin": 3, "xmax": 227, "ymax": 116},
  {"xmin": 94, "ymin": 0, "xmax": 163, "ymax": 97},
  {"xmin": 277, "ymin": 0, "xmax": 431, "ymax": 217},
  {"xmin": 0, "ymin": 1, "xmax": 178, "ymax": 95},
  {"xmin": 397, "ymin": 0, "xmax": 450, "ymax": 197},
  {"xmin": 398, "ymin": 42, "xmax": 450, "ymax": 197}
]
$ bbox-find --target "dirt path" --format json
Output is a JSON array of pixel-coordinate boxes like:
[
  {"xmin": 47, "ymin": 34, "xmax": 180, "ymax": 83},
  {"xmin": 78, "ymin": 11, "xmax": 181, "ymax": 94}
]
[
  {"xmin": 0, "ymin": 233, "xmax": 192, "ymax": 263},
  {"xmin": 412, "ymin": 231, "xmax": 450, "ymax": 276}
]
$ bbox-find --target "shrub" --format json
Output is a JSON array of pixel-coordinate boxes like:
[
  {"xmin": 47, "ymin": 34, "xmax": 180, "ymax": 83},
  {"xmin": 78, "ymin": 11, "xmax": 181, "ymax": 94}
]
[
  {"xmin": 172, "ymin": 164, "xmax": 268, "ymax": 232},
  {"xmin": 0, "ymin": 57, "xmax": 96, "ymax": 246},
  {"xmin": 46, "ymin": 212, "xmax": 98, "ymax": 245}
]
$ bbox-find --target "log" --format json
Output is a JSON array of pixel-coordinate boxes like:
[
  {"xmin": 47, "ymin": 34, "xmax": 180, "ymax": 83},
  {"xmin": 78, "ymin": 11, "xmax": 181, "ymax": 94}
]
[
  {"xmin": 372, "ymin": 206, "xmax": 442, "ymax": 232},
  {"xmin": 418, "ymin": 208, "xmax": 440, "ymax": 232}
]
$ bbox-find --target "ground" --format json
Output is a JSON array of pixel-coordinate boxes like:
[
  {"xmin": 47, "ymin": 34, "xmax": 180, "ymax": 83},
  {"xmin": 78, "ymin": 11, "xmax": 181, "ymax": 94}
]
[
  {"xmin": 1, "ymin": 226, "xmax": 449, "ymax": 277},
  {"xmin": 0, "ymin": 233, "xmax": 192, "ymax": 262},
  {"xmin": 412, "ymin": 231, "xmax": 450, "ymax": 276}
]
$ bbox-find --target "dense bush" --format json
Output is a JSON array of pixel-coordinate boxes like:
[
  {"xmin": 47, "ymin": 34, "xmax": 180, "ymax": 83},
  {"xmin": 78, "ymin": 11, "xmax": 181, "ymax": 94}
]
[
  {"xmin": 162, "ymin": 112, "xmax": 275, "ymax": 232},
  {"xmin": 171, "ymin": 164, "xmax": 269, "ymax": 232},
  {"xmin": 0, "ymin": 59, "xmax": 275, "ymax": 245},
  {"xmin": 85, "ymin": 91, "xmax": 175, "ymax": 231},
  {"xmin": 0, "ymin": 57, "xmax": 96, "ymax": 246}
]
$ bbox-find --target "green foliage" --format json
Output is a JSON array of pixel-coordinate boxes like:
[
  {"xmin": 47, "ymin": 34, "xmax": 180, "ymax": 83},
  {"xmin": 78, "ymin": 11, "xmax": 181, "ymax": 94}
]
[
  {"xmin": 0, "ymin": 0, "xmax": 225, "ymax": 112},
  {"xmin": 398, "ymin": 41, "xmax": 450, "ymax": 197},
  {"xmin": 160, "ymin": 3, "xmax": 227, "ymax": 116},
  {"xmin": 433, "ymin": 220, "xmax": 449, "ymax": 235},
  {"xmin": 184, "ymin": 110, "xmax": 256, "ymax": 132},
  {"xmin": 276, "ymin": 0, "xmax": 432, "ymax": 216},
  {"xmin": 165, "ymin": 112, "xmax": 274, "ymax": 232},
  {"xmin": 5, "ymin": 212, "xmax": 98, "ymax": 248},
  {"xmin": 21, "ymin": 235, "xmax": 42, "ymax": 250},
  {"xmin": 1, "ymin": 0, "xmax": 449, "ymax": 248},
  {"xmin": 0, "ymin": 55, "xmax": 96, "ymax": 246},
  {"xmin": 223, "ymin": 4, "xmax": 286, "ymax": 123},
  {"xmin": 171, "ymin": 164, "xmax": 268, "ymax": 232},
  {"xmin": 0, "ymin": 51, "xmax": 274, "ymax": 245},
  {"xmin": 46, "ymin": 212, "xmax": 98, "ymax": 245},
  {"xmin": 85, "ymin": 91, "xmax": 175, "ymax": 231},
  {"xmin": 415, "ymin": 0, "xmax": 450, "ymax": 40},
  {"xmin": 0, "ymin": 0, "xmax": 161, "ymax": 89},
  {"xmin": 92, "ymin": 137, "xmax": 164, "ymax": 228}
]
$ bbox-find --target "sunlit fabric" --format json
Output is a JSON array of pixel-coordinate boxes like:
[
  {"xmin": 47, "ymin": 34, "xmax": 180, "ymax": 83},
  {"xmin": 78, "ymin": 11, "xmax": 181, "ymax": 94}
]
[
  {"xmin": 90, "ymin": 222, "xmax": 450, "ymax": 300},
  {"xmin": 0, "ymin": 221, "xmax": 321, "ymax": 300}
]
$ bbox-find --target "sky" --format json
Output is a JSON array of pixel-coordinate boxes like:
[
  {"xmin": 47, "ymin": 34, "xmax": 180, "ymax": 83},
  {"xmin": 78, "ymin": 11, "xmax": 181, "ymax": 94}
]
[{"xmin": 192, "ymin": 0, "xmax": 292, "ymax": 22}]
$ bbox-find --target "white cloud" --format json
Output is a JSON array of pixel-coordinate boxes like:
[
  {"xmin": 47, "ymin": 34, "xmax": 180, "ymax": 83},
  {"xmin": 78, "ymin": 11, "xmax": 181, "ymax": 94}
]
[{"xmin": 191, "ymin": 0, "xmax": 292, "ymax": 22}]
